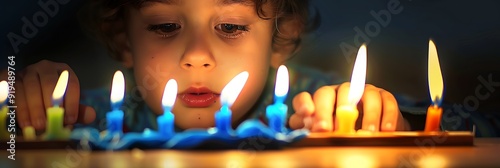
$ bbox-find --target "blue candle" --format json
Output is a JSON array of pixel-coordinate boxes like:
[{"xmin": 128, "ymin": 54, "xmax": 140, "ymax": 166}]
[
  {"xmin": 107, "ymin": 71, "xmax": 125, "ymax": 134},
  {"xmin": 158, "ymin": 79, "xmax": 177, "ymax": 137},
  {"xmin": 216, "ymin": 71, "xmax": 249, "ymax": 135},
  {"xmin": 266, "ymin": 65, "xmax": 289, "ymax": 133}
]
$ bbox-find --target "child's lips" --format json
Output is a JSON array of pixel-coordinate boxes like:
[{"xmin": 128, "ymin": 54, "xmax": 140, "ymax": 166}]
[{"xmin": 178, "ymin": 87, "xmax": 220, "ymax": 108}]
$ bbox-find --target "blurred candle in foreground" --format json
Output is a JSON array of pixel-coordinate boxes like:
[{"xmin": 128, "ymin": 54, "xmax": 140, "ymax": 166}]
[
  {"xmin": 45, "ymin": 70, "xmax": 69, "ymax": 139},
  {"xmin": 266, "ymin": 65, "xmax": 289, "ymax": 132},
  {"xmin": 157, "ymin": 79, "xmax": 177, "ymax": 137},
  {"xmin": 336, "ymin": 44, "xmax": 367, "ymax": 134},
  {"xmin": 23, "ymin": 126, "xmax": 36, "ymax": 141},
  {"xmin": 107, "ymin": 71, "xmax": 125, "ymax": 134},
  {"xmin": 0, "ymin": 81, "xmax": 9, "ymax": 139},
  {"xmin": 425, "ymin": 40, "xmax": 444, "ymax": 132},
  {"xmin": 215, "ymin": 71, "xmax": 249, "ymax": 135}
]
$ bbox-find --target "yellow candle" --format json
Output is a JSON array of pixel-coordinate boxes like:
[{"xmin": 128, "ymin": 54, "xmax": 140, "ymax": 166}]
[
  {"xmin": 425, "ymin": 105, "xmax": 442, "ymax": 132},
  {"xmin": 43, "ymin": 70, "xmax": 71, "ymax": 140},
  {"xmin": 336, "ymin": 105, "xmax": 359, "ymax": 133},
  {"xmin": 23, "ymin": 126, "xmax": 36, "ymax": 141},
  {"xmin": 0, "ymin": 106, "xmax": 9, "ymax": 139},
  {"xmin": 335, "ymin": 44, "xmax": 366, "ymax": 134}
]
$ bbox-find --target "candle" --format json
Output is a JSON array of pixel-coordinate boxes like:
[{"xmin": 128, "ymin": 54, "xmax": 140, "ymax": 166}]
[
  {"xmin": 158, "ymin": 79, "xmax": 177, "ymax": 137},
  {"xmin": 266, "ymin": 65, "xmax": 289, "ymax": 132},
  {"xmin": 45, "ymin": 70, "xmax": 69, "ymax": 139},
  {"xmin": 23, "ymin": 126, "xmax": 36, "ymax": 141},
  {"xmin": 336, "ymin": 44, "xmax": 367, "ymax": 134},
  {"xmin": 425, "ymin": 40, "xmax": 444, "ymax": 132},
  {"xmin": 107, "ymin": 71, "xmax": 125, "ymax": 134},
  {"xmin": 0, "ymin": 81, "xmax": 9, "ymax": 139},
  {"xmin": 216, "ymin": 71, "xmax": 249, "ymax": 135}
]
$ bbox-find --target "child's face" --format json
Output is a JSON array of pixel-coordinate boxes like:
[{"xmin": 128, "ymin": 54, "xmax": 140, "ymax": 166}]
[{"xmin": 124, "ymin": 0, "xmax": 275, "ymax": 129}]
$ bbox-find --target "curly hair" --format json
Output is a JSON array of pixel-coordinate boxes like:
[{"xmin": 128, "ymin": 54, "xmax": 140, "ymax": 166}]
[{"xmin": 80, "ymin": 0, "xmax": 318, "ymax": 62}]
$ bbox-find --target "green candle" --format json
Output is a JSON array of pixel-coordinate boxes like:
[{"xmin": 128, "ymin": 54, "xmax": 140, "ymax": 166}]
[
  {"xmin": 46, "ymin": 106, "xmax": 64, "ymax": 135},
  {"xmin": 0, "ymin": 106, "xmax": 8, "ymax": 139},
  {"xmin": 43, "ymin": 70, "xmax": 70, "ymax": 140}
]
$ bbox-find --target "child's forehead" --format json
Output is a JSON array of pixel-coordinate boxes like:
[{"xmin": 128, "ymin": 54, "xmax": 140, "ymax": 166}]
[{"xmin": 139, "ymin": 0, "xmax": 255, "ymax": 7}]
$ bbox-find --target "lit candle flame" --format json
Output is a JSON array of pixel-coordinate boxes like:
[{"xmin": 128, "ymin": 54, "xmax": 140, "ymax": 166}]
[
  {"xmin": 110, "ymin": 70, "xmax": 125, "ymax": 110},
  {"xmin": 220, "ymin": 71, "xmax": 249, "ymax": 107},
  {"xmin": 0, "ymin": 81, "xmax": 8, "ymax": 104},
  {"xmin": 162, "ymin": 79, "xmax": 178, "ymax": 111},
  {"xmin": 428, "ymin": 40, "xmax": 443, "ymax": 106},
  {"xmin": 52, "ymin": 70, "xmax": 69, "ymax": 107},
  {"xmin": 274, "ymin": 65, "xmax": 289, "ymax": 104},
  {"xmin": 347, "ymin": 44, "xmax": 367, "ymax": 106}
]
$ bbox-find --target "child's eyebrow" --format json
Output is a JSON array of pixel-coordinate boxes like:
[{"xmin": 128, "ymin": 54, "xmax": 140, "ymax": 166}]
[{"xmin": 140, "ymin": 0, "xmax": 254, "ymax": 7}]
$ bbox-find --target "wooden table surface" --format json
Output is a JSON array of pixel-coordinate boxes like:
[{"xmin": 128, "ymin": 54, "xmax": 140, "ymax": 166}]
[{"xmin": 5, "ymin": 138, "xmax": 499, "ymax": 167}]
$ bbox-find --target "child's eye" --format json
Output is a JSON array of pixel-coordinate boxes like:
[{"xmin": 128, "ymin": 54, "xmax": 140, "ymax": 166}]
[
  {"xmin": 215, "ymin": 24, "xmax": 249, "ymax": 39},
  {"xmin": 147, "ymin": 23, "xmax": 181, "ymax": 38}
]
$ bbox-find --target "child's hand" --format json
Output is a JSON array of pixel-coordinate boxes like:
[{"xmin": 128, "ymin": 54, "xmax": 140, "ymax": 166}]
[
  {"xmin": 1, "ymin": 60, "xmax": 96, "ymax": 130},
  {"xmin": 289, "ymin": 82, "xmax": 409, "ymax": 132}
]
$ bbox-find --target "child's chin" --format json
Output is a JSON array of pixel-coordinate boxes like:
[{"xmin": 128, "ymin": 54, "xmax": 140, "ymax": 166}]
[{"xmin": 176, "ymin": 117, "xmax": 216, "ymax": 130}]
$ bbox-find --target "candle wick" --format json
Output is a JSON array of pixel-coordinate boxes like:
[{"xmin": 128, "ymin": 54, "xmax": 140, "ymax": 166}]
[{"xmin": 432, "ymin": 96, "xmax": 442, "ymax": 107}]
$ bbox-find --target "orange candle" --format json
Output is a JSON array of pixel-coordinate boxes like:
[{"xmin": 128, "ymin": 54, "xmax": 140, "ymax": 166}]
[
  {"xmin": 425, "ymin": 105, "xmax": 442, "ymax": 131},
  {"xmin": 424, "ymin": 39, "xmax": 444, "ymax": 132},
  {"xmin": 336, "ymin": 44, "xmax": 366, "ymax": 134}
]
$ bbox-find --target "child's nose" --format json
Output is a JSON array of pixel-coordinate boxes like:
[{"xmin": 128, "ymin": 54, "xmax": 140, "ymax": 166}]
[
  {"xmin": 180, "ymin": 37, "xmax": 216, "ymax": 71},
  {"xmin": 181, "ymin": 55, "xmax": 215, "ymax": 70}
]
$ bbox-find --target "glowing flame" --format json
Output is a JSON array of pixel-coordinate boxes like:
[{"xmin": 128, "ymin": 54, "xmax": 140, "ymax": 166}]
[
  {"xmin": 275, "ymin": 65, "xmax": 289, "ymax": 101},
  {"xmin": 52, "ymin": 70, "xmax": 69, "ymax": 106},
  {"xmin": 220, "ymin": 71, "xmax": 249, "ymax": 107},
  {"xmin": 347, "ymin": 44, "xmax": 367, "ymax": 106},
  {"xmin": 0, "ymin": 81, "xmax": 8, "ymax": 103},
  {"xmin": 110, "ymin": 70, "xmax": 125, "ymax": 109},
  {"xmin": 162, "ymin": 79, "xmax": 178, "ymax": 109},
  {"xmin": 428, "ymin": 40, "xmax": 443, "ymax": 105}
]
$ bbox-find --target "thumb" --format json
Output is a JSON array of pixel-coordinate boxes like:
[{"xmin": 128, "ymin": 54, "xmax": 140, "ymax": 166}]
[{"xmin": 77, "ymin": 104, "xmax": 96, "ymax": 124}]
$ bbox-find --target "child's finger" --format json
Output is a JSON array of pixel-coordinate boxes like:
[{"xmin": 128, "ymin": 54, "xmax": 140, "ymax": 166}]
[
  {"xmin": 361, "ymin": 84, "xmax": 382, "ymax": 131},
  {"xmin": 311, "ymin": 85, "xmax": 337, "ymax": 132},
  {"xmin": 292, "ymin": 92, "xmax": 315, "ymax": 117},
  {"xmin": 14, "ymin": 79, "xmax": 31, "ymax": 128},
  {"xmin": 380, "ymin": 89, "xmax": 399, "ymax": 131},
  {"xmin": 63, "ymin": 67, "xmax": 80, "ymax": 124},
  {"xmin": 333, "ymin": 82, "xmax": 350, "ymax": 131},
  {"xmin": 22, "ymin": 70, "xmax": 46, "ymax": 130},
  {"xmin": 288, "ymin": 114, "xmax": 304, "ymax": 129},
  {"xmin": 77, "ymin": 104, "xmax": 96, "ymax": 124},
  {"xmin": 38, "ymin": 67, "xmax": 60, "ymax": 111},
  {"xmin": 335, "ymin": 82, "xmax": 350, "ymax": 107}
]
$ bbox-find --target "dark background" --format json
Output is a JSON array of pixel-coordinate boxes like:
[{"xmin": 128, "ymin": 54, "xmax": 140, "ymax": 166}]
[{"xmin": 1, "ymin": 0, "xmax": 499, "ymax": 113}]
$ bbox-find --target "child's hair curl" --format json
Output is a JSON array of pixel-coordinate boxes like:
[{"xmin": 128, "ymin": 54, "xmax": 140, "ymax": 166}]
[{"xmin": 80, "ymin": 0, "xmax": 319, "ymax": 62}]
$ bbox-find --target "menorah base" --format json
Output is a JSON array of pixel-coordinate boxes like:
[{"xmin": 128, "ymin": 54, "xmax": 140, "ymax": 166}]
[
  {"xmin": 0, "ymin": 138, "xmax": 77, "ymax": 150},
  {"xmin": 290, "ymin": 131, "xmax": 474, "ymax": 147}
]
